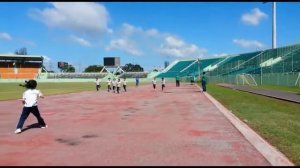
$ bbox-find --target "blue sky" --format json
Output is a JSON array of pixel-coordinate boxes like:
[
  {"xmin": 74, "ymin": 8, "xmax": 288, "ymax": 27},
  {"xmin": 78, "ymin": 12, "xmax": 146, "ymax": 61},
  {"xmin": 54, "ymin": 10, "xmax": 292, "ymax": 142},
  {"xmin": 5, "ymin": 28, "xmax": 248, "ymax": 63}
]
[{"xmin": 0, "ymin": 2, "xmax": 300, "ymax": 72}]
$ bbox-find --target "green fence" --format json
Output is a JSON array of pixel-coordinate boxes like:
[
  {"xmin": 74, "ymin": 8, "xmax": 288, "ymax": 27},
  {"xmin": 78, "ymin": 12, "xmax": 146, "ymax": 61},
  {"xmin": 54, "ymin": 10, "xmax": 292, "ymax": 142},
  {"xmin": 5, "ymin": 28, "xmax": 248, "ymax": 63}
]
[{"xmin": 208, "ymin": 72, "xmax": 300, "ymax": 86}]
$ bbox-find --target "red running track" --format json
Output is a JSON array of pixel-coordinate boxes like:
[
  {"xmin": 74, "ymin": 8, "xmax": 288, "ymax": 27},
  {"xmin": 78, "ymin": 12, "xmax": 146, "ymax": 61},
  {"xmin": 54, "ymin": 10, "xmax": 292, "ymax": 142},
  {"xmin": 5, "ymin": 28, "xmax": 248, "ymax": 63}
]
[{"xmin": 0, "ymin": 83, "xmax": 270, "ymax": 166}]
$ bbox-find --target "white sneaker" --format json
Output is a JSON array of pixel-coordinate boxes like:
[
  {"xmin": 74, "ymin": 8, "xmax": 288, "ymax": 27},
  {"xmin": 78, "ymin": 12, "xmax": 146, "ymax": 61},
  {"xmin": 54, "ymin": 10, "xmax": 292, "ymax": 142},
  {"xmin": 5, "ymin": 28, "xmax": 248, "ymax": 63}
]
[
  {"xmin": 41, "ymin": 125, "xmax": 48, "ymax": 128},
  {"xmin": 14, "ymin": 128, "xmax": 21, "ymax": 134}
]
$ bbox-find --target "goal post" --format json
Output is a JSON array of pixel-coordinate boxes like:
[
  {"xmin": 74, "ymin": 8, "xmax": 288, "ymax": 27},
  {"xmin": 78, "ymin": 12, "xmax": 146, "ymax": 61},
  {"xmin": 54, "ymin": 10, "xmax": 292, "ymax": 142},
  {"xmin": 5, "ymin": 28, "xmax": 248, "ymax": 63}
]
[
  {"xmin": 236, "ymin": 73, "xmax": 257, "ymax": 86},
  {"xmin": 295, "ymin": 72, "xmax": 300, "ymax": 87}
]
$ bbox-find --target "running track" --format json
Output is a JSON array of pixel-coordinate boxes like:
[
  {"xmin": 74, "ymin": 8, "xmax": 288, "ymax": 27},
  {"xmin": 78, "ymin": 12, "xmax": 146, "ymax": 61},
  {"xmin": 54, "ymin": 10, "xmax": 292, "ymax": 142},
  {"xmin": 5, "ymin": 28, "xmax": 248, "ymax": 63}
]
[{"xmin": 0, "ymin": 83, "xmax": 270, "ymax": 166}]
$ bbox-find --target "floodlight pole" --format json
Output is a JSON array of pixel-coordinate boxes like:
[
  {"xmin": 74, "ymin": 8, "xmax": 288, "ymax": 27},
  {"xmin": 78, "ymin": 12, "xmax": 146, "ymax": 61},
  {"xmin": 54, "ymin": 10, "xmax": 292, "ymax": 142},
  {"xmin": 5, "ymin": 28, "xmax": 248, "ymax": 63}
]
[
  {"xmin": 272, "ymin": 2, "xmax": 276, "ymax": 49},
  {"xmin": 260, "ymin": 55, "xmax": 263, "ymax": 85}
]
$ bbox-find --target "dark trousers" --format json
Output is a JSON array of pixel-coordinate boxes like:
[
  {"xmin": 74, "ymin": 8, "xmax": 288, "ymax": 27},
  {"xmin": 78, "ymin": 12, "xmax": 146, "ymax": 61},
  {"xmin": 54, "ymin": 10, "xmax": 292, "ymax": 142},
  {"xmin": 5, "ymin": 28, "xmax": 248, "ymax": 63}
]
[
  {"xmin": 108, "ymin": 85, "xmax": 111, "ymax": 92},
  {"xmin": 96, "ymin": 84, "xmax": 100, "ymax": 91},
  {"xmin": 162, "ymin": 84, "xmax": 165, "ymax": 91},
  {"xmin": 123, "ymin": 85, "xmax": 126, "ymax": 92},
  {"xmin": 201, "ymin": 81, "xmax": 207, "ymax": 92},
  {"xmin": 176, "ymin": 80, "xmax": 180, "ymax": 87},
  {"xmin": 153, "ymin": 84, "xmax": 156, "ymax": 89},
  {"xmin": 117, "ymin": 87, "xmax": 120, "ymax": 94},
  {"xmin": 16, "ymin": 106, "xmax": 46, "ymax": 129},
  {"xmin": 113, "ymin": 86, "xmax": 116, "ymax": 92}
]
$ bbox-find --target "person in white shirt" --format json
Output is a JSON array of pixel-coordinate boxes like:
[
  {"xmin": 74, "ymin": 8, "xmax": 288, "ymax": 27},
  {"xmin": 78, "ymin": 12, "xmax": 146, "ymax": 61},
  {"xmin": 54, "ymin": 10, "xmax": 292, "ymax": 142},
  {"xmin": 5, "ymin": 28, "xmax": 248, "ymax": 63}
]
[
  {"xmin": 107, "ymin": 78, "xmax": 112, "ymax": 92},
  {"xmin": 161, "ymin": 77, "xmax": 166, "ymax": 91},
  {"xmin": 116, "ymin": 78, "xmax": 122, "ymax": 94},
  {"xmin": 15, "ymin": 80, "xmax": 47, "ymax": 134},
  {"xmin": 95, "ymin": 78, "xmax": 101, "ymax": 91},
  {"xmin": 112, "ymin": 78, "xmax": 117, "ymax": 93},
  {"xmin": 123, "ymin": 77, "xmax": 127, "ymax": 92},
  {"xmin": 152, "ymin": 78, "xmax": 157, "ymax": 90}
]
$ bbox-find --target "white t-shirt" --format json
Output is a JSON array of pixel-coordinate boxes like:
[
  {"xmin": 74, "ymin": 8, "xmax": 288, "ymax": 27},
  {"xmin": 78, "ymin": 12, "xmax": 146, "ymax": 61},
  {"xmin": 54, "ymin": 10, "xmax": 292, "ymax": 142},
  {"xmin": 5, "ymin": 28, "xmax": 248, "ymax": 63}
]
[
  {"xmin": 117, "ymin": 81, "xmax": 121, "ymax": 87},
  {"xmin": 112, "ymin": 80, "xmax": 116, "ymax": 86},
  {"xmin": 152, "ymin": 79, "xmax": 156, "ymax": 84},
  {"xmin": 22, "ymin": 89, "xmax": 43, "ymax": 107},
  {"xmin": 123, "ymin": 79, "xmax": 127, "ymax": 85},
  {"xmin": 96, "ymin": 79, "xmax": 101, "ymax": 85},
  {"xmin": 162, "ymin": 79, "xmax": 166, "ymax": 85},
  {"xmin": 107, "ymin": 80, "xmax": 111, "ymax": 85}
]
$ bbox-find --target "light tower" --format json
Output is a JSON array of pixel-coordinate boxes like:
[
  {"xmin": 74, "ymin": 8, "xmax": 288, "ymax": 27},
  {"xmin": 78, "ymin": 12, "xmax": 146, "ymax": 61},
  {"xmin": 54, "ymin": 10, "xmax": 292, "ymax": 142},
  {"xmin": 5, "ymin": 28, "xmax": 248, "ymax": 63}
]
[{"xmin": 272, "ymin": 2, "xmax": 276, "ymax": 49}]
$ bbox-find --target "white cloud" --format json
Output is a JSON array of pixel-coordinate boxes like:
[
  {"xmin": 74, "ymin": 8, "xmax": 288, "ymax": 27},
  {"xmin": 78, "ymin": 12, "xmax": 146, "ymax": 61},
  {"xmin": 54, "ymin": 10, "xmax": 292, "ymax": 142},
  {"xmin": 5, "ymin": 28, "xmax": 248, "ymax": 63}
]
[
  {"xmin": 241, "ymin": 8, "xmax": 267, "ymax": 26},
  {"xmin": 0, "ymin": 32, "xmax": 12, "ymax": 41},
  {"xmin": 121, "ymin": 23, "xmax": 142, "ymax": 36},
  {"xmin": 105, "ymin": 38, "xmax": 143, "ymax": 56},
  {"xmin": 120, "ymin": 24, "xmax": 160, "ymax": 38},
  {"xmin": 146, "ymin": 29, "xmax": 159, "ymax": 37},
  {"xmin": 106, "ymin": 23, "xmax": 207, "ymax": 59},
  {"xmin": 42, "ymin": 55, "xmax": 51, "ymax": 63},
  {"xmin": 105, "ymin": 23, "xmax": 148, "ymax": 56},
  {"xmin": 212, "ymin": 53, "xmax": 228, "ymax": 57},
  {"xmin": 165, "ymin": 36, "xmax": 185, "ymax": 47},
  {"xmin": 70, "ymin": 35, "xmax": 92, "ymax": 47},
  {"xmin": 29, "ymin": 2, "xmax": 110, "ymax": 37},
  {"xmin": 233, "ymin": 38, "xmax": 265, "ymax": 49},
  {"xmin": 158, "ymin": 35, "xmax": 207, "ymax": 58}
]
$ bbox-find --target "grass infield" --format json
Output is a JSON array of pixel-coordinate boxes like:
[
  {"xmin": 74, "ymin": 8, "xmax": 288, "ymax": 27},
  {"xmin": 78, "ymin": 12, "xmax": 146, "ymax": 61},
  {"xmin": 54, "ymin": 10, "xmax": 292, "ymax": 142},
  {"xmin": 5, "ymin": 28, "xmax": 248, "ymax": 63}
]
[
  {"xmin": 0, "ymin": 82, "xmax": 147, "ymax": 101},
  {"xmin": 206, "ymin": 84, "xmax": 300, "ymax": 165}
]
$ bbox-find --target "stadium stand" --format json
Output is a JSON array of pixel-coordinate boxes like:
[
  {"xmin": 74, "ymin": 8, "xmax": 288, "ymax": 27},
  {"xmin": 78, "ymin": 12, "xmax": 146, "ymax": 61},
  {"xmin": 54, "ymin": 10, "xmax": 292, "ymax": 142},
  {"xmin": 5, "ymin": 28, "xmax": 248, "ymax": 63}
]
[
  {"xmin": 155, "ymin": 43, "xmax": 300, "ymax": 86},
  {"xmin": 156, "ymin": 59, "xmax": 196, "ymax": 78},
  {"xmin": 0, "ymin": 55, "xmax": 43, "ymax": 79}
]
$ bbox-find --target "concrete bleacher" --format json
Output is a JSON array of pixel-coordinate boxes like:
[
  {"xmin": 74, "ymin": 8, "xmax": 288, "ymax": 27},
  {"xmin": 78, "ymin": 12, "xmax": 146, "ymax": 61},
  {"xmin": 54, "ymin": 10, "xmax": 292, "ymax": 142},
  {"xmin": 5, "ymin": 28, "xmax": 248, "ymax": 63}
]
[
  {"xmin": 0, "ymin": 55, "xmax": 43, "ymax": 79},
  {"xmin": 0, "ymin": 64, "xmax": 40, "ymax": 79},
  {"xmin": 156, "ymin": 59, "xmax": 196, "ymax": 78},
  {"xmin": 210, "ymin": 51, "xmax": 261, "ymax": 76},
  {"xmin": 180, "ymin": 58, "xmax": 222, "ymax": 77}
]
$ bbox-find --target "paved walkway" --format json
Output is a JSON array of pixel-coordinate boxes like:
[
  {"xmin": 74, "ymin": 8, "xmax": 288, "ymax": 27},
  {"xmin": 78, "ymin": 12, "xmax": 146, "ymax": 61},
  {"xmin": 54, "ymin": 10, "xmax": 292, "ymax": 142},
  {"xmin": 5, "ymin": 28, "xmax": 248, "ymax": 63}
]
[
  {"xmin": 0, "ymin": 83, "xmax": 271, "ymax": 166},
  {"xmin": 217, "ymin": 83, "xmax": 300, "ymax": 104}
]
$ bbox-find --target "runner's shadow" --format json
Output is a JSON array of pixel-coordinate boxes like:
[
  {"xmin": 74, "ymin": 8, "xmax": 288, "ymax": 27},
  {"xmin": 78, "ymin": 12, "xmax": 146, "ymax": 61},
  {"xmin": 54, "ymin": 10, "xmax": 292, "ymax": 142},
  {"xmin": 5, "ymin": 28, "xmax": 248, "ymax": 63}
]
[
  {"xmin": 21, "ymin": 123, "xmax": 41, "ymax": 132},
  {"xmin": 163, "ymin": 91, "xmax": 173, "ymax": 93}
]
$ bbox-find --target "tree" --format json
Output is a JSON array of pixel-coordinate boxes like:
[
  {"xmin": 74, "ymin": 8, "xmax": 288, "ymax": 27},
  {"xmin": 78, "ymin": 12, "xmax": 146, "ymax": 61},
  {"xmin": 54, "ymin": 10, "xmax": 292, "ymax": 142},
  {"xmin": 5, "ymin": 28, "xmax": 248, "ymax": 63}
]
[
  {"xmin": 84, "ymin": 65, "xmax": 104, "ymax": 72},
  {"xmin": 14, "ymin": 47, "xmax": 27, "ymax": 55},
  {"xmin": 122, "ymin": 63, "xmax": 144, "ymax": 72},
  {"xmin": 62, "ymin": 64, "xmax": 75, "ymax": 73}
]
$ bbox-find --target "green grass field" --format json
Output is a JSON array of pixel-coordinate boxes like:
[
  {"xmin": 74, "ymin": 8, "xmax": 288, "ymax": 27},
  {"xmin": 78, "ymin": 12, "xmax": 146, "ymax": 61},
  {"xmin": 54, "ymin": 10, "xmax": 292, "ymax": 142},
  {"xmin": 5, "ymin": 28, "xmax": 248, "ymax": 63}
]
[
  {"xmin": 206, "ymin": 84, "xmax": 300, "ymax": 165},
  {"xmin": 0, "ymin": 82, "xmax": 146, "ymax": 101},
  {"xmin": 253, "ymin": 84, "xmax": 300, "ymax": 94}
]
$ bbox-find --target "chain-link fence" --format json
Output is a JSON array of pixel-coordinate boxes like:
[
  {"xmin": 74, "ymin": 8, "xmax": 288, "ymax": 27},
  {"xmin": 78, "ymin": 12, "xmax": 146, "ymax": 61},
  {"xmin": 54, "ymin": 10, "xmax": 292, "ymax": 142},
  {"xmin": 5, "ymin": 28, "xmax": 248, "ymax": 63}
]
[
  {"xmin": 179, "ymin": 44, "xmax": 300, "ymax": 87},
  {"xmin": 208, "ymin": 72, "xmax": 300, "ymax": 86}
]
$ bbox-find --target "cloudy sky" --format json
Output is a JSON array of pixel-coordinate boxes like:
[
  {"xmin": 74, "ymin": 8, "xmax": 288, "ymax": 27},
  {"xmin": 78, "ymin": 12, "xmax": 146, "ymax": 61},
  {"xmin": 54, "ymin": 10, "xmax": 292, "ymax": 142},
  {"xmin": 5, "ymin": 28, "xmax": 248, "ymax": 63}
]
[{"xmin": 0, "ymin": 2, "xmax": 300, "ymax": 72}]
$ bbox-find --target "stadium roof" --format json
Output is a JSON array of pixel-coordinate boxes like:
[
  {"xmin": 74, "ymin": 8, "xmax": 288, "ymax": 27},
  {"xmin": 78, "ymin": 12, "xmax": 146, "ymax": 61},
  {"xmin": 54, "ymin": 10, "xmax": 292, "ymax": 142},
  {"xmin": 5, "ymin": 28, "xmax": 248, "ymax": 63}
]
[{"xmin": 0, "ymin": 54, "xmax": 44, "ymax": 61}]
